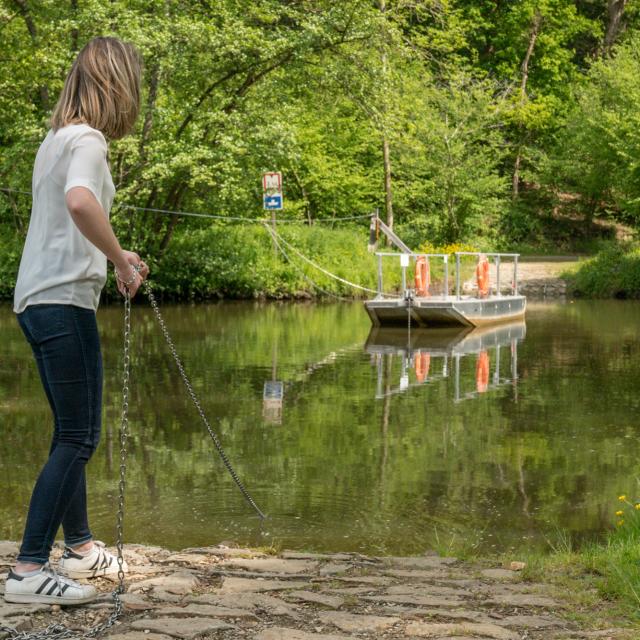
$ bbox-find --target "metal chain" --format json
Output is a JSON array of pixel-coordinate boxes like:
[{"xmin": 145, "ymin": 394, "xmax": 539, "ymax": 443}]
[
  {"xmin": 142, "ymin": 282, "xmax": 266, "ymax": 520},
  {"xmin": 1, "ymin": 280, "xmax": 265, "ymax": 640},
  {"xmin": 0, "ymin": 294, "xmax": 131, "ymax": 640}
]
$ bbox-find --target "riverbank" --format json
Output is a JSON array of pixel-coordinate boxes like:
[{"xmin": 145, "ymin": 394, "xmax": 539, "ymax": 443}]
[
  {"xmin": 0, "ymin": 541, "xmax": 635, "ymax": 639},
  {"xmin": 0, "ymin": 224, "xmax": 579, "ymax": 303}
]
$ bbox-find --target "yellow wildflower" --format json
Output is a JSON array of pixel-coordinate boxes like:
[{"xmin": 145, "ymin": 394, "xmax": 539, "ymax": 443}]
[
  {"xmin": 616, "ymin": 510, "xmax": 624, "ymax": 516},
  {"xmin": 617, "ymin": 520, "xmax": 625, "ymax": 526},
  {"xmin": 635, "ymin": 504, "xmax": 640, "ymax": 510},
  {"xmin": 618, "ymin": 495, "xmax": 626, "ymax": 501}
]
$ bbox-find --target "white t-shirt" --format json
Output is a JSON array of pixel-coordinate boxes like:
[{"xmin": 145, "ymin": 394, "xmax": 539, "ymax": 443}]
[{"xmin": 13, "ymin": 123, "xmax": 115, "ymax": 314}]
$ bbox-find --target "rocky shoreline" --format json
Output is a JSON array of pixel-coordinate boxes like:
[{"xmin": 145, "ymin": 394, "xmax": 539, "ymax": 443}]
[{"xmin": 0, "ymin": 541, "xmax": 633, "ymax": 640}]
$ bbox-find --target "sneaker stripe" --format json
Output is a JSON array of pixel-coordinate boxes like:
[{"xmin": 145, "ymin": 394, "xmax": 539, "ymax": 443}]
[
  {"xmin": 89, "ymin": 555, "xmax": 101, "ymax": 570},
  {"xmin": 61, "ymin": 583, "xmax": 70, "ymax": 594},
  {"xmin": 46, "ymin": 582, "xmax": 59, "ymax": 596},
  {"xmin": 35, "ymin": 577, "xmax": 52, "ymax": 594}
]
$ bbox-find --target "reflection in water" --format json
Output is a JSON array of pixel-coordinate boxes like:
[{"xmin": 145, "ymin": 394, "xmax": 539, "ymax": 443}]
[
  {"xmin": 365, "ymin": 323, "xmax": 525, "ymax": 402},
  {"xmin": 1, "ymin": 301, "xmax": 640, "ymax": 555}
]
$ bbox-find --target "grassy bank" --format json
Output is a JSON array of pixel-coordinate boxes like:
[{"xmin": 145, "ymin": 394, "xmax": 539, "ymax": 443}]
[
  {"xmin": 564, "ymin": 244, "xmax": 640, "ymax": 299},
  {"xmin": 0, "ymin": 224, "xmax": 404, "ymax": 302},
  {"xmin": 2, "ymin": 222, "xmax": 475, "ymax": 302},
  {"xmin": 473, "ymin": 499, "xmax": 640, "ymax": 625},
  {"xmin": 514, "ymin": 498, "xmax": 640, "ymax": 625}
]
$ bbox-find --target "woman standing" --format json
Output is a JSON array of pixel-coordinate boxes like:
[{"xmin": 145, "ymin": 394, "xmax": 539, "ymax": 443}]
[{"xmin": 4, "ymin": 36, "xmax": 148, "ymax": 605}]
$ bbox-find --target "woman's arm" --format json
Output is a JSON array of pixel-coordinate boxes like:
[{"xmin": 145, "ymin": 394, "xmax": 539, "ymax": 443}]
[{"xmin": 66, "ymin": 186, "xmax": 145, "ymax": 296}]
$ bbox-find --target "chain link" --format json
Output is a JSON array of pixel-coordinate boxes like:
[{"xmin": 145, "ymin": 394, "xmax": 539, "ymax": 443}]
[
  {"xmin": 143, "ymin": 281, "xmax": 266, "ymax": 520},
  {"xmin": 0, "ymin": 294, "xmax": 131, "ymax": 640}
]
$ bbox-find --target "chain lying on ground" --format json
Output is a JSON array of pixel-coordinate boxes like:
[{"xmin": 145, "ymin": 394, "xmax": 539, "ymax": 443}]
[
  {"xmin": 0, "ymin": 294, "xmax": 132, "ymax": 640},
  {"xmin": 143, "ymin": 281, "xmax": 266, "ymax": 520}
]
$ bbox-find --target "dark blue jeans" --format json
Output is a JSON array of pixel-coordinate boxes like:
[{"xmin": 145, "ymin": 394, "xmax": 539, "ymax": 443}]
[{"xmin": 16, "ymin": 304, "xmax": 102, "ymax": 564}]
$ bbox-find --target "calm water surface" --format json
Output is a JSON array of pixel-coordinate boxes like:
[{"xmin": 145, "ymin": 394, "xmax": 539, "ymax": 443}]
[{"xmin": 1, "ymin": 300, "xmax": 639, "ymax": 555}]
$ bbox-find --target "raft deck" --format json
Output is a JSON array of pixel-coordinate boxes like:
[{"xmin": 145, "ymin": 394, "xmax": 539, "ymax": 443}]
[
  {"xmin": 365, "ymin": 250, "xmax": 526, "ymax": 328},
  {"xmin": 365, "ymin": 294, "xmax": 526, "ymax": 328}
]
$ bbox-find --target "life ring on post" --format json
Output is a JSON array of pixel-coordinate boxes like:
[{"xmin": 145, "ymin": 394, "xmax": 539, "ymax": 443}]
[
  {"xmin": 476, "ymin": 255, "xmax": 490, "ymax": 298},
  {"xmin": 414, "ymin": 352, "xmax": 430, "ymax": 383},
  {"xmin": 476, "ymin": 350, "xmax": 490, "ymax": 393},
  {"xmin": 414, "ymin": 256, "xmax": 431, "ymax": 297}
]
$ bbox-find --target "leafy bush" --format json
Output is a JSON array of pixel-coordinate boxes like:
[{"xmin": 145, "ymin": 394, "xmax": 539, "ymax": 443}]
[
  {"xmin": 565, "ymin": 245, "xmax": 640, "ymax": 298},
  {"xmin": 102, "ymin": 223, "xmax": 388, "ymax": 301}
]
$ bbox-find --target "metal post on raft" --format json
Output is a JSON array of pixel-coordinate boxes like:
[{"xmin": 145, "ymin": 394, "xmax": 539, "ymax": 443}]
[
  {"xmin": 377, "ymin": 254, "xmax": 383, "ymax": 298},
  {"xmin": 400, "ymin": 253, "xmax": 409, "ymax": 295},
  {"xmin": 513, "ymin": 256, "xmax": 519, "ymax": 295},
  {"xmin": 495, "ymin": 255, "xmax": 501, "ymax": 297},
  {"xmin": 444, "ymin": 254, "xmax": 449, "ymax": 298},
  {"xmin": 455, "ymin": 253, "xmax": 461, "ymax": 300}
]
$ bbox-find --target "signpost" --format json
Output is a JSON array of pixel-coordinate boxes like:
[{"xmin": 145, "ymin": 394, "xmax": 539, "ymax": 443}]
[
  {"xmin": 263, "ymin": 172, "xmax": 283, "ymax": 211},
  {"xmin": 263, "ymin": 171, "xmax": 283, "ymax": 256}
]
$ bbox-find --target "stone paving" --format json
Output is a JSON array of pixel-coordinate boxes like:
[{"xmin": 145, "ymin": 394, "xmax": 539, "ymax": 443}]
[{"xmin": 0, "ymin": 542, "xmax": 634, "ymax": 640}]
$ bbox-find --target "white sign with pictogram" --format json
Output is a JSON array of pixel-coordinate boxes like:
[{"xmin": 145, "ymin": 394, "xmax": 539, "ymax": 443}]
[
  {"xmin": 263, "ymin": 172, "xmax": 282, "ymax": 193},
  {"xmin": 263, "ymin": 171, "xmax": 283, "ymax": 210}
]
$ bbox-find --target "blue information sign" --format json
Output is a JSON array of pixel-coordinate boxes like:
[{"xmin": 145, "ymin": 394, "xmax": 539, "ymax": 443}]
[{"xmin": 263, "ymin": 194, "xmax": 283, "ymax": 210}]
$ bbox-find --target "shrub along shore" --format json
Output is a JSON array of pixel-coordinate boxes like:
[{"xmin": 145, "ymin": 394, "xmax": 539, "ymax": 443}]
[
  {"xmin": 0, "ymin": 225, "xmax": 383, "ymax": 303},
  {"xmin": 0, "ymin": 224, "xmax": 473, "ymax": 303},
  {"xmin": 3, "ymin": 223, "xmax": 640, "ymax": 303},
  {"xmin": 563, "ymin": 245, "xmax": 640, "ymax": 299}
]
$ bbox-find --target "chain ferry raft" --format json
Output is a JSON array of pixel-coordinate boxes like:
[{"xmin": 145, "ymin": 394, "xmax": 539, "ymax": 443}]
[{"xmin": 364, "ymin": 216, "xmax": 526, "ymax": 328}]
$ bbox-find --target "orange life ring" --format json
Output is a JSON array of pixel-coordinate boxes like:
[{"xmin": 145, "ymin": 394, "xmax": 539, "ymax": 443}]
[
  {"xmin": 476, "ymin": 255, "xmax": 490, "ymax": 298},
  {"xmin": 476, "ymin": 350, "xmax": 490, "ymax": 393},
  {"xmin": 414, "ymin": 256, "xmax": 431, "ymax": 297},
  {"xmin": 414, "ymin": 352, "xmax": 430, "ymax": 383}
]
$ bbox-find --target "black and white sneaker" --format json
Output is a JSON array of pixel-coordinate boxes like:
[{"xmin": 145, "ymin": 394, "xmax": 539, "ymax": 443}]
[
  {"xmin": 4, "ymin": 564, "xmax": 97, "ymax": 605},
  {"xmin": 58, "ymin": 540, "xmax": 127, "ymax": 579}
]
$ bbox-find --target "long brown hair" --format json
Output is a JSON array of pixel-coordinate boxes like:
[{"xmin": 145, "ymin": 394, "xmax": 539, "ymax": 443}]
[{"xmin": 51, "ymin": 37, "xmax": 141, "ymax": 140}]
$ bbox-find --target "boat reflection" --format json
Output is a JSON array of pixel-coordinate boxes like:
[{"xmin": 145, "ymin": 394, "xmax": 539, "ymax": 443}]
[{"xmin": 365, "ymin": 322, "xmax": 526, "ymax": 402}]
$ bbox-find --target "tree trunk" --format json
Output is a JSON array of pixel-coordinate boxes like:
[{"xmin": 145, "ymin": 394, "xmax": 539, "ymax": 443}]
[
  {"xmin": 12, "ymin": 0, "xmax": 49, "ymax": 111},
  {"xmin": 382, "ymin": 136, "xmax": 393, "ymax": 231},
  {"xmin": 512, "ymin": 151, "xmax": 522, "ymax": 199},
  {"xmin": 139, "ymin": 63, "xmax": 160, "ymax": 160},
  {"xmin": 512, "ymin": 11, "xmax": 542, "ymax": 199},
  {"xmin": 70, "ymin": 0, "xmax": 78, "ymax": 52},
  {"xmin": 378, "ymin": 0, "xmax": 394, "ymax": 231},
  {"xmin": 603, "ymin": 0, "xmax": 628, "ymax": 55}
]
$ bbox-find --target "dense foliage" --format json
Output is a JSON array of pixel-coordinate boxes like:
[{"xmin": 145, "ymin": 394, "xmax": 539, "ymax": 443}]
[
  {"xmin": 564, "ymin": 245, "xmax": 640, "ymax": 299},
  {"xmin": 1, "ymin": 0, "xmax": 639, "ymax": 297}
]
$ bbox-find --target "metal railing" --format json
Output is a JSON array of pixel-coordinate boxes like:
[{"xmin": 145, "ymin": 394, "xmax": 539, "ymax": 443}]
[{"xmin": 374, "ymin": 251, "xmax": 520, "ymax": 299}]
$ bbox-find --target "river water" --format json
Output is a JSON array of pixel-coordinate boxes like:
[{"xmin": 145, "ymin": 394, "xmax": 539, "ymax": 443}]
[{"xmin": 1, "ymin": 300, "xmax": 638, "ymax": 556}]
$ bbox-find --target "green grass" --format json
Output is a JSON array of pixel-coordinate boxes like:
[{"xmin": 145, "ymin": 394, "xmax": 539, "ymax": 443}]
[{"xmin": 489, "ymin": 498, "xmax": 640, "ymax": 627}]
